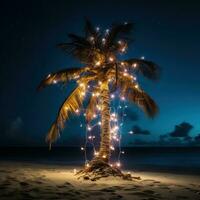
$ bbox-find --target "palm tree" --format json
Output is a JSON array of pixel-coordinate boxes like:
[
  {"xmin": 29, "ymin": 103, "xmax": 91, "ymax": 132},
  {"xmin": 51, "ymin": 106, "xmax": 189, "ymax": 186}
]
[{"xmin": 38, "ymin": 19, "xmax": 159, "ymax": 179}]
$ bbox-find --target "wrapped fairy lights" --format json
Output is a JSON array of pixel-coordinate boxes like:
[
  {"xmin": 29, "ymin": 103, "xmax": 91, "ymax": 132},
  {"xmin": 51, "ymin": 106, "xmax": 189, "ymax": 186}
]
[{"xmin": 38, "ymin": 20, "xmax": 159, "ymax": 176}]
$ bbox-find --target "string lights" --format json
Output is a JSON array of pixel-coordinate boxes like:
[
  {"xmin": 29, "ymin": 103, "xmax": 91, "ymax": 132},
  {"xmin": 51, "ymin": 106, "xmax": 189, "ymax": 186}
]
[
  {"xmin": 43, "ymin": 25, "xmax": 147, "ymax": 169},
  {"xmin": 77, "ymin": 86, "xmax": 133, "ymax": 168},
  {"xmin": 38, "ymin": 19, "xmax": 159, "ymax": 177}
]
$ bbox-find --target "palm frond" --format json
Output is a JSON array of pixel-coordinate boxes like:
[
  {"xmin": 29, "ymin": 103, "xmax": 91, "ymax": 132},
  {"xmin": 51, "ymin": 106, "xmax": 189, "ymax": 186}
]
[
  {"xmin": 57, "ymin": 33, "xmax": 94, "ymax": 63},
  {"xmin": 123, "ymin": 58, "xmax": 160, "ymax": 80},
  {"xmin": 46, "ymin": 84, "xmax": 87, "ymax": 146},
  {"xmin": 85, "ymin": 87, "xmax": 100, "ymax": 122},
  {"xmin": 84, "ymin": 18, "xmax": 97, "ymax": 37},
  {"xmin": 37, "ymin": 67, "xmax": 89, "ymax": 90},
  {"xmin": 68, "ymin": 34, "xmax": 91, "ymax": 46},
  {"xmin": 118, "ymin": 75, "xmax": 158, "ymax": 117},
  {"xmin": 105, "ymin": 22, "xmax": 134, "ymax": 50},
  {"xmin": 84, "ymin": 18, "xmax": 104, "ymax": 52},
  {"xmin": 45, "ymin": 122, "xmax": 59, "ymax": 150},
  {"xmin": 128, "ymin": 89, "xmax": 158, "ymax": 117}
]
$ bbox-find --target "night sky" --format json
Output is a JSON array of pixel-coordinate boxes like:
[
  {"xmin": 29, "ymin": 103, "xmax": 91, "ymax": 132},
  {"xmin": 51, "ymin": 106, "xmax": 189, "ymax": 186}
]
[{"xmin": 1, "ymin": 0, "xmax": 200, "ymax": 146}]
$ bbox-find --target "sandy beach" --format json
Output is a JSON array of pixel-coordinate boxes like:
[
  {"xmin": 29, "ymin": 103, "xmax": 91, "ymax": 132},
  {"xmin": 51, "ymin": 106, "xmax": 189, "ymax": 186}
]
[{"xmin": 0, "ymin": 161, "xmax": 200, "ymax": 200}]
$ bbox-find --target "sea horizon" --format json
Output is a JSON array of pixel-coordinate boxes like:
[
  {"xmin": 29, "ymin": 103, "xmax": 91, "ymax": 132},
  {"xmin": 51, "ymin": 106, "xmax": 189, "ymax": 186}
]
[{"xmin": 1, "ymin": 146, "xmax": 200, "ymax": 175}]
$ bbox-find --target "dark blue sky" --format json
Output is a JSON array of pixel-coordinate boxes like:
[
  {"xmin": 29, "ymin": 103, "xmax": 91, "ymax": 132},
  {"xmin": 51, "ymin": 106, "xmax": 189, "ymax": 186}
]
[{"xmin": 1, "ymin": 0, "xmax": 200, "ymax": 146}]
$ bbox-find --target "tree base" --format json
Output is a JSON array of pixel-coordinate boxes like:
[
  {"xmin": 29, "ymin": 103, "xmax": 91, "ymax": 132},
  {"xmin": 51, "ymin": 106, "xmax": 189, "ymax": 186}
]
[{"xmin": 76, "ymin": 159, "xmax": 138, "ymax": 181}]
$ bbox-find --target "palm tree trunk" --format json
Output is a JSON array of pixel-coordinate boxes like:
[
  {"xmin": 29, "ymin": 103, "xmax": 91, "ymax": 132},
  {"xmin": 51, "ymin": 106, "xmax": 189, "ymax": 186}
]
[{"xmin": 98, "ymin": 82, "xmax": 111, "ymax": 163}]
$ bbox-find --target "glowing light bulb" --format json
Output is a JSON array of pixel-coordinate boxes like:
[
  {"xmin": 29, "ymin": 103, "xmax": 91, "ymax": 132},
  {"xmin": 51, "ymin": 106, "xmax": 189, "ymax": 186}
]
[
  {"xmin": 111, "ymin": 113, "xmax": 117, "ymax": 122},
  {"xmin": 110, "ymin": 146, "xmax": 115, "ymax": 150},
  {"xmin": 141, "ymin": 56, "xmax": 145, "ymax": 60},
  {"xmin": 133, "ymin": 63, "xmax": 137, "ymax": 68},
  {"xmin": 98, "ymin": 121, "xmax": 101, "ymax": 125},
  {"xmin": 102, "ymin": 155, "xmax": 106, "ymax": 158},
  {"xmin": 89, "ymin": 36, "xmax": 94, "ymax": 41},
  {"xmin": 75, "ymin": 109, "xmax": 79, "ymax": 113},
  {"xmin": 88, "ymin": 136, "xmax": 92, "ymax": 140},
  {"xmin": 115, "ymin": 126, "xmax": 119, "ymax": 130},
  {"xmin": 93, "ymin": 114, "xmax": 97, "ymax": 118},
  {"xmin": 116, "ymin": 162, "xmax": 121, "ymax": 167},
  {"xmin": 111, "ymin": 113, "xmax": 116, "ymax": 117},
  {"xmin": 47, "ymin": 74, "xmax": 51, "ymax": 78},
  {"xmin": 109, "ymin": 57, "xmax": 114, "ymax": 62},
  {"xmin": 97, "ymin": 105, "xmax": 101, "ymax": 111},
  {"xmin": 96, "ymin": 27, "xmax": 100, "ymax": 31},
  {"xmin": 74, "ymin": 75, "xmax": 79, "ymax": 79},
  {"xmin": 81, "ymin": 92, "xmax": 85, "ymax": 96},
  {"xmin": 53, "ymin": 80, "xmax": 57, "ymax": 84},
  {"xmin": 95, "ymin": 61, "xmax": 101, "ymax": 66},
  {"xmin": 121, "ymin": 47, "xmax": 126, "ymax": 52},
  {"xmin": 87, "ymin": 126, "xmax": 91, "ymax": 131},
  {"xmin": 98, "ymin": 81, "xmax": 102, "ymax": 85},
  {"xmin": 111, "ymin": 94, "xmax": 115, "ymax": 99},
  {"xmin": 81, "ymin": 147, "xmax": 84, "ymax": 151},
  {"xmin": 102, "ymin": 38, "xmax": 106, "ymax": 43},
  {"xmin": 65, "ymin": 106, "xmax": 69, "ymax": 111},
  {"xmin": 129, "ymin": 131, "xmax": 133, "ymax": 134},
  {"xmin": 118, "ymin": 40, "xmax": 122, "ymax": 44},
  {"xmin": 94, "ymin": 151, "xmax": 99, "ymax": 156},
  {"xmin": 79, "ymin": 83, "xmax": 85, "ymax": 87},
  {"xmin": 121, "ymin": 96, "xmax": 125, "ymax": 101},
  {"xmin": 113, "ymin": 135, "xmax": 117, "ymax": 140},
  {"xmin": 135, "ymin": 84, "xmax": 139, "ymax": 89},
  {"xmin": 121, "ymin": 62, "xmax": 125, "ymax": 66},
  {"xmin": 121, "ymin": 151, "xmax": 125, "ymax": 154},
  {"xmin": 86, "ymin": 163, "xmax": 90, "ymax": 167}
]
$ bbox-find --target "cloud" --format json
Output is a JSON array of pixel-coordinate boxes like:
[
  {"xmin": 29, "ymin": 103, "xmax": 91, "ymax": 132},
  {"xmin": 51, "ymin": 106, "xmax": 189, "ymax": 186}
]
[
  {"xmin": 7, "ymin": 117, "xmax": 23, "ymax": 136},
  {"xmin": 169, "ymin": 122, "xmax": 193, "ymax": 137},
  {"xmin": 194, "ymin": 134, "xmax": 200, "ymax": 142},
  {"xmin": 0, "ymin": 117, "xmax": 36, "ymax": 146},
  {"xmin": 132, "ymin": 125, "xmax": 151, "ymax": 135},
  {"xmin": 168, "ymin": 137, "xmax": 182, "ymax": 144},
  {"xmin": 183, "ymin": 136, "xmax": 192, "ymax": 142},
  {"xmin": 159, "ymin": 134, "xmax": 168, "ymax": 141}
]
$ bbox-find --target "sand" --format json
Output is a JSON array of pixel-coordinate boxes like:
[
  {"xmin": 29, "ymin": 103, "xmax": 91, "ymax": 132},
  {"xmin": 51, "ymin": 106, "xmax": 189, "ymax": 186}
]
[{"xmin": 0, "ymin": 161, "xmax": 200, "ymax": 200}]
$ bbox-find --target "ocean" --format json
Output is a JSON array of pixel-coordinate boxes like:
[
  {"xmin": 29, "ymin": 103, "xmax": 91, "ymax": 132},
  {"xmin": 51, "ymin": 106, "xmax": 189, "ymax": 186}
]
[{"xmin": 0, "ymin": 147, "xmax": 200, "ymax": 175}]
